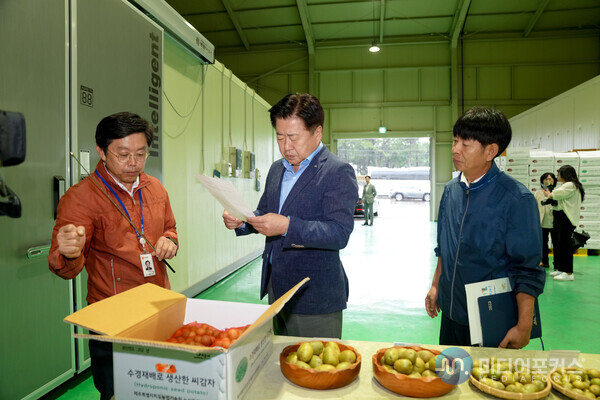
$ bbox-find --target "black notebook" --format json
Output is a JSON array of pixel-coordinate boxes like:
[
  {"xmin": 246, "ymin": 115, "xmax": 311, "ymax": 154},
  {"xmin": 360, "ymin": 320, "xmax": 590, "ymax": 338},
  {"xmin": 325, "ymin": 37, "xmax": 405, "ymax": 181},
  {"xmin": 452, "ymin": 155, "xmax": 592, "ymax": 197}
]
[{"xmin": 478, "ymin": 292, "xmax": 541, "ymax": 347}]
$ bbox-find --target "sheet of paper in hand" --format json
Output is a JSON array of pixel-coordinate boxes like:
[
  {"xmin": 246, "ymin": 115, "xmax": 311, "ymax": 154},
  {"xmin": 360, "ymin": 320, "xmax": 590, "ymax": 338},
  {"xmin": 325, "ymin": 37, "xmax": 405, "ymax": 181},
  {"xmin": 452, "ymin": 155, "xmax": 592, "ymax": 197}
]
[{"xmin": 195, "ymin": 173, "xmax": 255, "ymax": 221}]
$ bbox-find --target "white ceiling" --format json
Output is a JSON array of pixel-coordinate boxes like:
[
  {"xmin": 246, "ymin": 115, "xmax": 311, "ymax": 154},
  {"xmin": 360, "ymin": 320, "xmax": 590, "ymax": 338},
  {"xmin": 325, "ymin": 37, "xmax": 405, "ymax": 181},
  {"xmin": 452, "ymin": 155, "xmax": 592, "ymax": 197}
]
[{"xmin": 163, "ymin": 0, "xmax": 600, "ymax": 55}]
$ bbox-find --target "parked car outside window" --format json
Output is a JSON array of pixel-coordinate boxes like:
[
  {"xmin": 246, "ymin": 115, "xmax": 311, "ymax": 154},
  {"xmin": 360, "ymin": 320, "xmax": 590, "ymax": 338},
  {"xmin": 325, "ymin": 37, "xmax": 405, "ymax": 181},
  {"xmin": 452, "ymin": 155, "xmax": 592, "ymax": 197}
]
[{"xmin": 354, "ymin": 197, "xmax": 379, "ymax": 217}]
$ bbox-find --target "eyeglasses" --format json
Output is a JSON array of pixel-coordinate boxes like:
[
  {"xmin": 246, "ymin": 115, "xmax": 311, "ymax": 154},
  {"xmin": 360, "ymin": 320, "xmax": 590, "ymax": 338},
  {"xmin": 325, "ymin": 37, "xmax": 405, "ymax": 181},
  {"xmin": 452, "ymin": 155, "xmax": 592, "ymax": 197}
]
[{"xmin": 107, "ymin": 149, "xmax": 149, "ymax": 164}]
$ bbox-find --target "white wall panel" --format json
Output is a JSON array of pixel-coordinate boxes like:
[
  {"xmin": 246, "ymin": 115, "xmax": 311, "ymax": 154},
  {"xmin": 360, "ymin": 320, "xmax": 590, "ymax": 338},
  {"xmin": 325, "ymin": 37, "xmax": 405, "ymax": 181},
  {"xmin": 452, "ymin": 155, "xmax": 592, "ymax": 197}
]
[{"xmin": 510, "ymin": 75, "xmax": 600, "ymax": 153}]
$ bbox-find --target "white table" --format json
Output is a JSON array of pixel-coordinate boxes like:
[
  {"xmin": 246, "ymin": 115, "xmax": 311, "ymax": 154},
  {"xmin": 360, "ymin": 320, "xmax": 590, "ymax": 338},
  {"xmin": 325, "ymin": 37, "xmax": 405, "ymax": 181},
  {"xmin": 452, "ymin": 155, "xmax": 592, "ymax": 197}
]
[{"xmin": 244, "ymin": 336, "xmax": 599, "ymax": 399}]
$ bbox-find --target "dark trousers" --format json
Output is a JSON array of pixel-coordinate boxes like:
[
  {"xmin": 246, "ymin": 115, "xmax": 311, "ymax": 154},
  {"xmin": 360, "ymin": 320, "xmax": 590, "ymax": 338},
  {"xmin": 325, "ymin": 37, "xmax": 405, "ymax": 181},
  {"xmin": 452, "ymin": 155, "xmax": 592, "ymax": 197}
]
[
  {"xmin": 268, "ymin": 278, "xmax": 343, "ymax": 338},
  {"xmin": 439, "ymin": 313, "xmax": 472, "ymax": 346},
  {"xmin": 541, "ymin": 227, "xmax": 556, "ymax": 266},
  {"xmin": 89, "ymin": 336, "xmax": 114, "ymax": 400},
  {"xmin": 364, "ymin": 202, "xmax": 374, "ymax": 225},
  {"xmin": 553, "ymin": 210, "xmax": 575, "ymax": 274}
]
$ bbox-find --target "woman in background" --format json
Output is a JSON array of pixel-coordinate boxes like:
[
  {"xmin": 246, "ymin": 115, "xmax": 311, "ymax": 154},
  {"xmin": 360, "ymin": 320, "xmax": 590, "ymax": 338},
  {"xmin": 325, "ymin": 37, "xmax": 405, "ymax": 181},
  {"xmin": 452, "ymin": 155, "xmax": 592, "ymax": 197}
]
[
  {"xmin": 543, "ymin": 165, "xmax": 585, "ymax": 281},
  {"xmin": 534, "ymin": 172, "xmax": 557, "ymax": 268}
]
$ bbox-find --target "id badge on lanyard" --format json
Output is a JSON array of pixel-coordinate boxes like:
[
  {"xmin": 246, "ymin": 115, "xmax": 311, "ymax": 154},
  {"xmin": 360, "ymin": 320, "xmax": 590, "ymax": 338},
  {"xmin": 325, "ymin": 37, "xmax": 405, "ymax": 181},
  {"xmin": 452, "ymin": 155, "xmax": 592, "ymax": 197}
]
[
  {"xmin": 141, "ymin": 252, "xmax": 156, "ymax": 277},
  {"xmin": 95, "ymin": 170, "xmax": 156, "ymax": 277}
]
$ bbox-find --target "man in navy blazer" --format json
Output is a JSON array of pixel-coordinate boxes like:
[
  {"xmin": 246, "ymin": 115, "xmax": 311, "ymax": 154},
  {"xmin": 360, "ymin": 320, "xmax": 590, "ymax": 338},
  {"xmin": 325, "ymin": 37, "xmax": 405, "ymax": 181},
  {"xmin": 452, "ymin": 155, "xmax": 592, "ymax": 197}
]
[{"xmin": 223, "ymin": 93, "xmax": 358, "ymax": 338}]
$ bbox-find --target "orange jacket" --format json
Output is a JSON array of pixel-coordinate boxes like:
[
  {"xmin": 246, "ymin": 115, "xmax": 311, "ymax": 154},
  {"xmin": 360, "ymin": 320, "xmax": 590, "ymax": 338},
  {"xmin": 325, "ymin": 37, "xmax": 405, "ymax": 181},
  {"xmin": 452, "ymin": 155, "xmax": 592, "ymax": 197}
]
[{"xmin": 49, "ymin": 161, "xmax": 178, "ymax": 304}]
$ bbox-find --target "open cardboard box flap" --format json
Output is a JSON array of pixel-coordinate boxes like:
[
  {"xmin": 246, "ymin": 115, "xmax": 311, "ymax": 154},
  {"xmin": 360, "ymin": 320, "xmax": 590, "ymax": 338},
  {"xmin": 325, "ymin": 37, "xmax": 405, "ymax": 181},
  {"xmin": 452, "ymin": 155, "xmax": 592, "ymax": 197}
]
[
  {"xmin": 64, "ymin": 278, "xmax": 309, "ymax": 353},
  {"xmin": 64, "ymin": 282, "xmax": 186, "ymax": 336}
]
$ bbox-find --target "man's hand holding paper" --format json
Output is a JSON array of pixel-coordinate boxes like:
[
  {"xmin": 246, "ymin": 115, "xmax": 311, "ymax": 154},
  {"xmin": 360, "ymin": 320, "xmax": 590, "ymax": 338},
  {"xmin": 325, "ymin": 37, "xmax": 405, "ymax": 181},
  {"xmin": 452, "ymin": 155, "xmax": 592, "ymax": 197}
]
[
  {"xmin": 196, "ymin": 173, "xmax": 254, "ymax": 221},
  {"xmin": 246, "ymin": 213, "xmax": 289, "ymax": 237},
  {"xmin": 222, "ymin": 210, "xmax": 244, "ymax": 230}
]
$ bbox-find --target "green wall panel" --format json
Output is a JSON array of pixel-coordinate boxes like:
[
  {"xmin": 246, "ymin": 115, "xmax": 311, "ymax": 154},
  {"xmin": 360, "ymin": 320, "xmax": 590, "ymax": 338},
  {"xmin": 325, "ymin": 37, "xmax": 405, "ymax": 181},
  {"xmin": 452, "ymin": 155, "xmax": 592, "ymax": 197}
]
[
  {"xmin": 385, "ymin": 69, "xmax": 420, "ymax": 101},
  {"xmin": 289, "ymin": 73, "xmax": 309, "ymax": 95},
  {"xmin": 420, "ymin": 68, "xmax": 451, "ymax": 101},
  {"xmin": 319, "ymin": 71, "xmax": 354, "ymax": 104},
  {"xmin": 331, "ymin": 108, "xmax": 381, "ymax": 133},
  {"xmin": 513, "ymin": 64, "xmax": 600, "ymax": 100},
  {"xmin": 462, "ymin": 67, "xmax": 478, "ymax": 101},
  {"xmin": 435, "ymin": 105, "xmax": 453, "ymax": 132},
  {"xmin": 463, "ymin": 36, "xmax": 599, "ymax": 65},
  {"xmin": 353, "ymin": 70, "xmax": 384, "ymax": 103},
  {"xmin": 316, "ymin": 42, "xmax": 450, "ymax": 70},
  {"xmin": 384, "ymin": 106, "xmax": 435, "ymax": 131},
  {"xmin": 478, "ymin": 66, "xmax": 512, "ymax": 100}
]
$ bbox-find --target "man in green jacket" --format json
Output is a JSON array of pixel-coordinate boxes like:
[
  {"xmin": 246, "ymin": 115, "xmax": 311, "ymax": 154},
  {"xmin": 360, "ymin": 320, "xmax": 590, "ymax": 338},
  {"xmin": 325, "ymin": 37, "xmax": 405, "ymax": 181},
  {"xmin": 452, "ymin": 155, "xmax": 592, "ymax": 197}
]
[{"xmin": 361, "ymin": 175, "xmax": 377, "ymax": 226}]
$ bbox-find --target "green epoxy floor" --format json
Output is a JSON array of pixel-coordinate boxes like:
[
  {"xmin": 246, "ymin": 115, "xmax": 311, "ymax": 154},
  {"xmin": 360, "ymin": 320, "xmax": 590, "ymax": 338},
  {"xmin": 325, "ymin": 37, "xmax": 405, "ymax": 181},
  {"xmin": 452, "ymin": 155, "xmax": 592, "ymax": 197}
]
[{"xmin": 42, "ymin": 200, "xmax": 600, "ymax": 399}]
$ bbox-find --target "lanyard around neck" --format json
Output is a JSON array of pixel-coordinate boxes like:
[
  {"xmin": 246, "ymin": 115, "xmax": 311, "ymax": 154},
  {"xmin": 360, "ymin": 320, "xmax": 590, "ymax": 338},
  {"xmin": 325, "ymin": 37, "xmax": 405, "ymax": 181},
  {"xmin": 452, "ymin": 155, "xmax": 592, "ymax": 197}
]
[{"xmin": 95, "ymin": 170, "xmax": 145, "ymax": 248}]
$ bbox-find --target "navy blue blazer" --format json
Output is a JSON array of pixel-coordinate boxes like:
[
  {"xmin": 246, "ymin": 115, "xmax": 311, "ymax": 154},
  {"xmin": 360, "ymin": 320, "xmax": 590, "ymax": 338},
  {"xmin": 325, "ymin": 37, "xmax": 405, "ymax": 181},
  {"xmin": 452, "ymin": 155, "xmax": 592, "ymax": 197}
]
[{"xmin": 238, "ymin": 146, "xmax": 358, "ymax": 314}]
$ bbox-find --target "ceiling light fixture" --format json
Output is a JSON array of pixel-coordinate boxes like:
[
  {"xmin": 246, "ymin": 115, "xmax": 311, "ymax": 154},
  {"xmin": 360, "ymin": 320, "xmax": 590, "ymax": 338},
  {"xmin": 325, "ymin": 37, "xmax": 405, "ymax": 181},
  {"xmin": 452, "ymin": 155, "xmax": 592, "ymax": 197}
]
[
  {"xmin": 369, "ymin": 0, "xmax": 380, "ymax": 53},
  {"xmin": 369, "ymin": 40, "xmax": 380, "ymax": 53}
]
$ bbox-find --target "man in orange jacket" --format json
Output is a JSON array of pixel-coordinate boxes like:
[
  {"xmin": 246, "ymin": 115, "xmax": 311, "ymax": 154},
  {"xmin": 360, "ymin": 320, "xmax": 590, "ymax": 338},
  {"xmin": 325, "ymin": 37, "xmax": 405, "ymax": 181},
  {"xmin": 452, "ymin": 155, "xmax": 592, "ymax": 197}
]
[{"xmin": 49, "ymin": 111, "xmax": 178, "ymax": 400}]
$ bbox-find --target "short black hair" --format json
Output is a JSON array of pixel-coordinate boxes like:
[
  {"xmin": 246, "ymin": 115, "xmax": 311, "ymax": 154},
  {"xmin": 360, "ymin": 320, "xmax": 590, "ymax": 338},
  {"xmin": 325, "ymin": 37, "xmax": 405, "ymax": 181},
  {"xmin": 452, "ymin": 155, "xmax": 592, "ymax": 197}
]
[
  {"xmin": 269, "ymin": 93, "xmax": 324, "ymax": 132},
  {"xmin": 453, "ymin": 107, "xmax": 511, "ymax": 158},
  {"xmin": 539, "ymin": 172, "xmax": 556, "ymax": 188},
  {"xmin": 95, "ymin": 112, "xmax": 154, "ymax": 151},
  {"xmin": 365, "ymin": 175, "xmax": 371, "ymax": 179}
]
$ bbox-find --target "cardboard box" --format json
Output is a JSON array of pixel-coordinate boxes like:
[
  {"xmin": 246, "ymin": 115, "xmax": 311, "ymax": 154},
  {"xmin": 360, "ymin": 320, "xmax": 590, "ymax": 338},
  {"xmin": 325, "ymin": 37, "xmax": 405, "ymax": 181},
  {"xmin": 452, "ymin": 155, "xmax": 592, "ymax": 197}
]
[
  {"xmin": 528, "ymin": 175, "xmax": 544, "ymax": 186},
  {"xmin": 505, "ymin": 147, "xmax": 531, "ymax": 164},
  {"xmin": 529, "ymin": 150, "xmax": 554, "ymax": 165},
  {"xmin": 65, "ymin": 279, "xmax": 309, "ymax": 400},
  {"xmin": 577, "ymin": 220, "xmax": 600, "ymax": 234},
  {"xmin": 529, "ymin": 164, "xmax": 556, "ymax": 176},
  {"xmin": 528, "ymin": 183, "xmax": 541, "ymax": 193},
  {"xmin": 585, "ymin": 187, "xmax": 600, "ymax": 196},
  {"xmin": 505, "ymin": 157, "xmax": 529, "ymax": 165},
  {"xmin": 505, "ymin": 165, "xmax": 529, "ymax": 175},
  {"xmin": 580, "ymin": 176, "xmax": 600, "ymax": 186},
  {"xmin": 585, "ymin": 239, "xmax": 600, "ymax": 250},
  {"xmin": 579, "ymin": 165, "xmax": 600, "ymax": 177},
  {"xmin": 578, "ymin": 151, "xmax": 600, "ymax": 167},
  {"xmin": 554, "ymin": 152, "xmax": 580, "ymax": 168},
  {"xmin": 506, "ymin": 147, "xmax": 531, "ymax": 156}
]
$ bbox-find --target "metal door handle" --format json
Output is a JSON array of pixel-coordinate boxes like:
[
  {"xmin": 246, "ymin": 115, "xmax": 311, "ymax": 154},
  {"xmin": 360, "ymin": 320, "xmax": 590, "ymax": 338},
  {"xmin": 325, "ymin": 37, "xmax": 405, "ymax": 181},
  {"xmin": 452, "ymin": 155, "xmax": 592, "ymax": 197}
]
[
  {"xmin": 27, "ymin": 244, "xmax": 51, "ymax": 259},
  {"xmin": 54, "ymin": 176, "xmax": 65, "ymax": 219}
]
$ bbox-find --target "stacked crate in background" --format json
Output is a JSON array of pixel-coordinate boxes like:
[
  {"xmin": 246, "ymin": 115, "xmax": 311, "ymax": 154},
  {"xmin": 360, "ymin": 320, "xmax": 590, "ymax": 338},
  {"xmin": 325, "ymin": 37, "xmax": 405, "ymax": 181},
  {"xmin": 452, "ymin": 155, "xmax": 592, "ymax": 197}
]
[
  {"xmin": 528, "ymin": 151, "xmax": 555, "ymax": 193},
  {"xmin": 578, "ymin": 151, "xmax": 600, "ymax": 250},
  {"xmin": 554, "ymin": 152, "xmax": 581, "ymax": 176},
  {"xmin": 504, "ymin": 148, "xmax": 600, "ymax": 251},
  {"xmin": 504, "ymin": 147, "xmax": 530, "ymax": 187}
]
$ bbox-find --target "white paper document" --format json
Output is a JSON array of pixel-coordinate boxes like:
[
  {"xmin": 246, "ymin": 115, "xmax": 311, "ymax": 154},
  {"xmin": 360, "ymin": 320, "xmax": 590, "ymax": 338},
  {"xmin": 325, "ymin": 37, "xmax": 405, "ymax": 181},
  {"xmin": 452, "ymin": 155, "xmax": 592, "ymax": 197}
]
[
  {"xmin": 195, "ymin": 173, "xmax": 255, "ymax": 221},
  {"xmin": 465, "ymin": 277, "xmax": 512, "ymax": 345}
]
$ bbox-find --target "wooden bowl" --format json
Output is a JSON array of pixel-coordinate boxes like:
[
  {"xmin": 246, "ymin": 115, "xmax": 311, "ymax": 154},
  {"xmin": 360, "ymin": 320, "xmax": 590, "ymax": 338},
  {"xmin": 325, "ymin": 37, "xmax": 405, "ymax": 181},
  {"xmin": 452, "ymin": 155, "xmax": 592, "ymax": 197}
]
[
  {"xmin": 279, "ymin": 341, "xmax": 361, "ymax": 390},
  {"xmin": 470, "ymin": 373, "xmax": 551, "ymax": 400},
  {"xmin": 548, "ymin": 367, "xmax": 597, "ymax": 400},
  {"xmin": 372, "ymin": 346, "xmax": 456, "ymax": 398}
]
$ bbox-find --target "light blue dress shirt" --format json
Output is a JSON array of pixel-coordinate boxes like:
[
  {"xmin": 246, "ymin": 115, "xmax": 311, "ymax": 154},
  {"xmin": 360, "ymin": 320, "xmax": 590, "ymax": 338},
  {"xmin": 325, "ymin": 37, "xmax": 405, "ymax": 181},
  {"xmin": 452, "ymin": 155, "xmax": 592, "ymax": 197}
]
[
  {"xmin": 238, "ymin": 142, "xmax": 323, "ymax": 237},
  {"xmin": 279, "ymin": 142, "xmax": 323, "ymax": 213}
]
